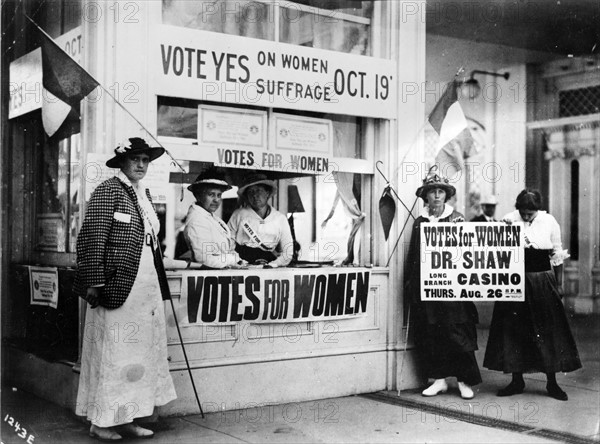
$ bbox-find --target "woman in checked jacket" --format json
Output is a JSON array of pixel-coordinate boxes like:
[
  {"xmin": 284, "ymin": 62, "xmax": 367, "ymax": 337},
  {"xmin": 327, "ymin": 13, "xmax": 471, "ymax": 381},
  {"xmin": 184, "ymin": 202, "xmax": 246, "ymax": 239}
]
[{"xmin": 74, "ymin": 138, "xmax": 176, "ymax": 441}]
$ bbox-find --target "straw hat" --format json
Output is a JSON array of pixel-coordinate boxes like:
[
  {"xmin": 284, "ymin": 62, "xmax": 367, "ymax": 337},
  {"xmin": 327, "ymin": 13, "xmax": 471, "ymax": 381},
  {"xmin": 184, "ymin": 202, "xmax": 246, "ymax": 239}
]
[
  {"xmin": 237, "ymin": 172, "xmax": 276, "ymax": 197},
  {"xmin": 187, "ymin": 167, "xmax": 232, "ymax": 192},
  {"xmin": 415, "ymin": 172, "xmax": 456, "ymax": 200},
  {"xmin": 106, "ymin": 137, "xmax": 165, "ymax": 168}
]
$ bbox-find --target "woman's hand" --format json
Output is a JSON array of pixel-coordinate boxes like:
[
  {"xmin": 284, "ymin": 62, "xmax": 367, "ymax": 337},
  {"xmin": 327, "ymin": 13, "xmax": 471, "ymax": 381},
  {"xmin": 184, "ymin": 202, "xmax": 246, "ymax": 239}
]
[
  {"xmin": 86, "ymin": 287, "xmax": 102, "ymax": 308},
  {"xmin": 451, "ymin": 216, "xmax": 465, "ymax": 223},
  {"xmin": 502, "ymin": 218, "xmax": 513, "ymax": 225},
  {"xmin": 231, "ymin": 260, "xmax": 248, "ymax": 269}
]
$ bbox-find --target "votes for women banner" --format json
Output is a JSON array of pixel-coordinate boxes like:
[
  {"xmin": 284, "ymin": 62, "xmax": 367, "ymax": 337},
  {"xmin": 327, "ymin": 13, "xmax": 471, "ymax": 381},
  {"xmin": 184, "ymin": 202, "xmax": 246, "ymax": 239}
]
[
  {"xmin": 420, "ymin": 222, "xmax": 525, "ymax": 301},
  {"xmin": 180, "ymin": 268, "xmax": 371, "ymax": 325}
]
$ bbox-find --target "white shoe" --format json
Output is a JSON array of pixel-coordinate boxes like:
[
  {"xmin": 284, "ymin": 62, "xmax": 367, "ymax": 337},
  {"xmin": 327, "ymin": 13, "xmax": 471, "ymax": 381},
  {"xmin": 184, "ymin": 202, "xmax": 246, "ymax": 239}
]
[
  {"xmin": 458, "ymin": 381, "xmax": 474, "ymax": 399},
  {"xmin": 422, "ymin": 379, "xmax": 448, "ymax": 397}
]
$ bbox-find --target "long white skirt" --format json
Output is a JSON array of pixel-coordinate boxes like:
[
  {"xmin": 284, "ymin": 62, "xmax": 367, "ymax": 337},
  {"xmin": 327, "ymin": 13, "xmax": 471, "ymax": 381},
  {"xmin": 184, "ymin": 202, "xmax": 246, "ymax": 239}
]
[{"xmin": 76, "ymin": 241, "xmax": 177, "ymax": 427}]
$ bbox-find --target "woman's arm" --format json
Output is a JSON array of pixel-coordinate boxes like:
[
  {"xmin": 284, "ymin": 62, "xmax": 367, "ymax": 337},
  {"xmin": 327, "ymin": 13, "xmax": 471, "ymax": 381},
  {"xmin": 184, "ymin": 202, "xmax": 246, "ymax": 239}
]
[
  {"xmin": 185, "ymin": 216, "xmax": 240, "ymax": 268},
  {"xmin": 76, "ymin": 182, "xmax": 116, "ymax": 288},
  {"xmin": 270, "ymin": 214, "xmax": 294, "ymax": 267}
]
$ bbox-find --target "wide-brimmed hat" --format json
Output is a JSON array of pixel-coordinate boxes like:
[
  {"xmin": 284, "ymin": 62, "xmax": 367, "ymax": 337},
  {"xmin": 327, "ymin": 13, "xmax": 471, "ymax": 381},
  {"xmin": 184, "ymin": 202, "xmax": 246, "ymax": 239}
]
[
  {"xmin": 480, "ymin": 194, "xmax": 498, "ymax": 205},
  {"xmin": 106, "ymin": 137, "xmax": 165, "ymax": 168},
  {"xmin": 188, "ymin": 167, "xmax": 232, "ymax": 192},
  {"xmin": 415, "ymin": 172, "xmax": 456, "ymax": 199},
  {"xmin": 237, "ymin": 173, "xmax": 276, "ymax": 197}
]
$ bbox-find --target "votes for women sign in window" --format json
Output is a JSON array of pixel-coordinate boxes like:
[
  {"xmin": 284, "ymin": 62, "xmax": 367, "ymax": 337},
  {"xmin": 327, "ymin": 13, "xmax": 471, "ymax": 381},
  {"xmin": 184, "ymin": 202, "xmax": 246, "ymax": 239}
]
[{"xmin": 420, "ymin": 222, "xmax": 525, "ymax": 301}]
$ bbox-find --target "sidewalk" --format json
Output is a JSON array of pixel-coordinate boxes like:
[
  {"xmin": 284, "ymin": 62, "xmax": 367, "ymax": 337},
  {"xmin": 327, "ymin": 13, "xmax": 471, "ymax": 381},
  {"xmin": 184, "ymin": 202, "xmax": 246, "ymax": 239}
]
[
  {"xmin": 2, "ymin": 315, "xmax": 598, "ymax": 444},
  {"xmin": 378, "ymin": 313, "xmax": 600, "ymax": 444},
  {"xmin": 0, "ymin": 384, "xmax": 570, "ymax": 444}
]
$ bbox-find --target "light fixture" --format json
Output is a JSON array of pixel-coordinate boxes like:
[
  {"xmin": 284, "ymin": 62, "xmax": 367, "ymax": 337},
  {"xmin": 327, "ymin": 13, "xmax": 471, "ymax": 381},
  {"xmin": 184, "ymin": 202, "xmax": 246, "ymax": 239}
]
[
  {"xmin": 458, "ymin": 70, "xmax": 510, "ymax": 100},
  {"xmin": 287, "ymin": 185, "xmax": 305, "ymax": 264}
]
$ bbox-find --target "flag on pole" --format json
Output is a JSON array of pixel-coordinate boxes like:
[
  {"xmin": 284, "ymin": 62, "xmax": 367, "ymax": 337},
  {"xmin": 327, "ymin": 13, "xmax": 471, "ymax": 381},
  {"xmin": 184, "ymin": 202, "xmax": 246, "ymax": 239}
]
[
  {"xmin": 27, "ymin": 16, "xmax": 99, "ymax": 136},
  {"xmin": 428, "ymin": 81, "xmax": 472, "ymax": 179}
]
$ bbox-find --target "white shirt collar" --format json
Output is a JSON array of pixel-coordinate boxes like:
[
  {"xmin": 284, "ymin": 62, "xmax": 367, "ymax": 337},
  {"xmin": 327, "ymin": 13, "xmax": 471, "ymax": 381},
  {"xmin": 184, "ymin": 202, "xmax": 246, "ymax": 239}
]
[
  {"xmin": 119, "ymin": 175, "xmax": 144, "ymax": 191},
  {"xmin": 420, "ymin": 204, "xmax": 454, "ymax": 221}
]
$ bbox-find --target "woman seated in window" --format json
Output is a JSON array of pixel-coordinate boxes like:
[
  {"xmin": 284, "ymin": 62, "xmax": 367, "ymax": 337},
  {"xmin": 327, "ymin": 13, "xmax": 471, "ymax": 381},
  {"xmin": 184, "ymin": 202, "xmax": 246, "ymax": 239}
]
[
  {"xmin": 228, "ymin": 172, "xmax": 293, "ymax": 268},
  {"xmin": 183, "ymin": 167, "xmax": 243, "ymax": 269}
]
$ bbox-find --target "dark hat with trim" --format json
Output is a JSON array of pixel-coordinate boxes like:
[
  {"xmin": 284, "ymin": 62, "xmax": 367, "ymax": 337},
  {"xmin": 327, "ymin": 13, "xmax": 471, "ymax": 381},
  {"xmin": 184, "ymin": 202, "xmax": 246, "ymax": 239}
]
[
  {"xmin": 415, "ymin": 172, "xmax": 456, "ymax": 199},
  {"xmin": 237, "ymin": 172, "xmax": 276, "ymax": 197},
  {"xmin": 106, "ymin": 137, "xmax": 165, "ymax": 168},
  {"xmin": 188, "ymin": 167, "xmax": 232, "ymax": 192}
]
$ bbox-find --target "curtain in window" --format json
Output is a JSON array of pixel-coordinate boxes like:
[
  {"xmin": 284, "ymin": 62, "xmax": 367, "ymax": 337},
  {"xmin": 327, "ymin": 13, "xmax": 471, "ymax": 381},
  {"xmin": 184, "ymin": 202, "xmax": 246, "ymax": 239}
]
[
  {"xmin": 544, "ymin": 122, "xmax": 599, "ymax": 160},
  {"xmin": 321, "ymin": 128, "xmax": 365, "ymax": 265}
]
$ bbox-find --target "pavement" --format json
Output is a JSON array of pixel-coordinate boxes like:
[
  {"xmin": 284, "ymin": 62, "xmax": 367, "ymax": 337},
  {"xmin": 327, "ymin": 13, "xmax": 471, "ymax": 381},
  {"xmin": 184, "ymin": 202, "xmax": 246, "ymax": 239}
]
[{"xmin": 1, "ymin": 315, "xmax": 598, "ymax": 444}]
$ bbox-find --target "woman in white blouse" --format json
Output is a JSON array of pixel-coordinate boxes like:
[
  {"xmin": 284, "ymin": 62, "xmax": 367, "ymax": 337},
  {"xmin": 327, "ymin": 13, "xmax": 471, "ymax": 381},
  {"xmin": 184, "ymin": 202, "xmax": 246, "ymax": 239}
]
[
  {"xmin": 228, "ymin": 173, "xmax": 293, "ymax": 268},
  {"xmin": 184, "ymin": 168, "xmax": 243, "ymax": 269},
  {"xmin": 484, "ymin": 189, "xmax": 581, "ymax": 401}
]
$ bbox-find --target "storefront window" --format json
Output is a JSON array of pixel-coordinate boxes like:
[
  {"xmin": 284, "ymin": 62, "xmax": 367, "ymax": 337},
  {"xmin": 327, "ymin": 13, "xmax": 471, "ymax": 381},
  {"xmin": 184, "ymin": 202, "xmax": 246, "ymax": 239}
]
[
  {"xmin": 158, "ymin": 97, "xmax": 364, "ymax": 159},
  {"xmin": 36, "ymin": 130, "xmax": 81, "ymax": 253},
  {"xmin": 162, "ymin": 0, "xmax": 372, "ymax": 55},
  {"xmin": 279, "ymin": 5, "xmax": 371, "ymax": 55},
  {"xmin": 157, "ymin": 98, "xmax": 198, "ymax": 139},
  {"xmin": 162, "ymin": 0, "xmax": 274, "ymax": 40},
  {"xmin": 157, "ymin": 97, "xmax": 368, "ymax": 264}
]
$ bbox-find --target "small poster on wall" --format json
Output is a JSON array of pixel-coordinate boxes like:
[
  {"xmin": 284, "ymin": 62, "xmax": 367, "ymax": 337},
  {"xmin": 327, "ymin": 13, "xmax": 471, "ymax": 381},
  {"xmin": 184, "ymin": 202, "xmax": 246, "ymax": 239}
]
[
  {"xmin": 29, "ymin": 266, "xmax": 59, "ymax": 309},
  {"xmin": 273, "ymin": 114, "xmax": 332, "ymax": 154},
  {"xmin": 36, "ymin": 213, "xmax": 66, "ymax": 252},
  {"xmin": 198, "ymin": 105, "xmax": 267, "ymax": 149}
]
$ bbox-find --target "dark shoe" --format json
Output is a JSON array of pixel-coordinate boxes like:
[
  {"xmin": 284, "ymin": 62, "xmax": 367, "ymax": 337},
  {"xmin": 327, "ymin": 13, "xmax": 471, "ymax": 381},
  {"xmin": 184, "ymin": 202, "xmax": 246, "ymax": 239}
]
[
  {"xmin": 89, "ymin": 425, "xmax": 123, "ymax": 441},
  {"xmin": 547, "ymin": 384, "xmax": 568, "ymax": 401},
  {"xmin": 497, "ymin": 381, "xmax": 525, "ymax": 397}
]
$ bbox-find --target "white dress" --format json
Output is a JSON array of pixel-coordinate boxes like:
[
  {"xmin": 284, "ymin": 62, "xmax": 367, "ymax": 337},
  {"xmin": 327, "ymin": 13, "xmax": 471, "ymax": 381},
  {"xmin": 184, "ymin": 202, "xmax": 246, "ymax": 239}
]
[{"xmin": 76, "ymin": 184, "xmax": 177, "ymax": 427}]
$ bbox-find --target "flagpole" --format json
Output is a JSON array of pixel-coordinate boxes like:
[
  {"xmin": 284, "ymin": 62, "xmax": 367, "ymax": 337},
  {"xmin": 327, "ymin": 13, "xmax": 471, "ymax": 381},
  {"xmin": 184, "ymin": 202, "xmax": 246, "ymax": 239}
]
[
  {"xmin": 24, "ymin": 14, "xmax": 186, "ymax": 174},
  {"xmin": 168, "ymin": 296, "xmax": 205, "ymax": 418}
]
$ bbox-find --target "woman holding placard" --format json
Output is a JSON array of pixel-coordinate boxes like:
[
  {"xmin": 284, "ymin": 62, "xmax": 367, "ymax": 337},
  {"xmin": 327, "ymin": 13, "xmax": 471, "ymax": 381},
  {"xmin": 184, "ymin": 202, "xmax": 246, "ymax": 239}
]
[
  {"xmin": 405, "ymin": 171, "xmax": 481, "ymax": 400},
  {"xmin": 484, "ymin": 189, "xmax": 581, "ymax": 401}
]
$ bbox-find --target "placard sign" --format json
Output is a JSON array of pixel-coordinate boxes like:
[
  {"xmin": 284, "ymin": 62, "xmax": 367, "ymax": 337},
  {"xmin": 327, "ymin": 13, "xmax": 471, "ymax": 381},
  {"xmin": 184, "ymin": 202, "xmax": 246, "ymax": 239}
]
[
  {"xmin": 420, "ymin": 222, "xmax": 525, "ymax": 301},
  {"xmin": 29, "ymin": 266, "xmax": 59, "ymax": 309},
  {"xmin": 180, "ymin": 268, "xmax": 371, "ymax": 324}
]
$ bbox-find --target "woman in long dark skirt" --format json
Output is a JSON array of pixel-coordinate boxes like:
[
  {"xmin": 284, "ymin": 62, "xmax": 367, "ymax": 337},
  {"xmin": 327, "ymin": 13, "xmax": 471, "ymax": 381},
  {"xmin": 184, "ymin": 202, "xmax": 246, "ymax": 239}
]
[
  {"xmin": 405, "ymin": 172, "xmax": 481, "ymax": 399},
  {"xmin": 484, "ymin": 189, "xmax": 581, "ymax": 401}
]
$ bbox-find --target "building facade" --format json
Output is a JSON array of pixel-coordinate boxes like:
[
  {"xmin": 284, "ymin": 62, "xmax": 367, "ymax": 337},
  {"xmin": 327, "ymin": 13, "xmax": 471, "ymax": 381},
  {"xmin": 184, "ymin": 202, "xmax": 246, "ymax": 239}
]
[{"xmin": 2, "ymin": 0, "xmax": 598, "ymax": 416}]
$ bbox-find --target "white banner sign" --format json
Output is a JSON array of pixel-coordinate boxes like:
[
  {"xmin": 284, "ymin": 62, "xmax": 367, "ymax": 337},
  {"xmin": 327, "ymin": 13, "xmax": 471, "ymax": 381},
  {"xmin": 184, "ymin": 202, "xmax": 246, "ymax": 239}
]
[
  {"xmin": 420, "ymin": 222, "xmax": 525, "ymax": 301},
  {"xmin": 180, "ymin": 268, "xmax": 371, "ymax": 324},
  {"xmin": 153, "ymin": 25, "xmax": 397, "ymax": 119}
]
